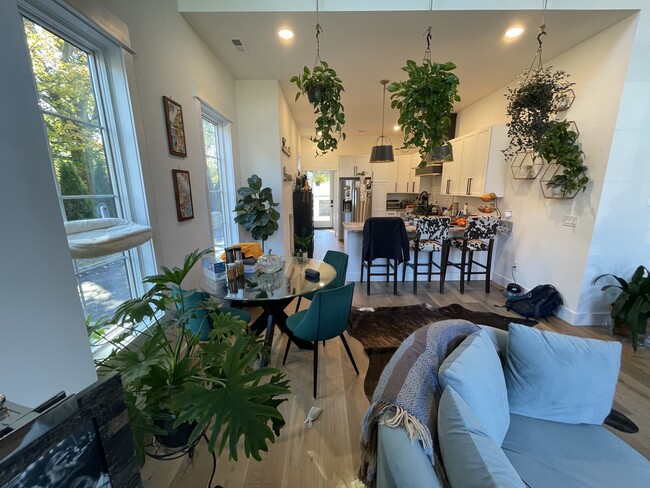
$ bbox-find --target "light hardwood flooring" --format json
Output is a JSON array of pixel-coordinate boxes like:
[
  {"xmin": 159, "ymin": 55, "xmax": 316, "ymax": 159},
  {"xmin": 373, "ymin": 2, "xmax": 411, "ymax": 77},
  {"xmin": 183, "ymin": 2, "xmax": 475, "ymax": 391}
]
[{"xmin": 141, "ymin": 231, "xmax": 650, "ymax": 487}]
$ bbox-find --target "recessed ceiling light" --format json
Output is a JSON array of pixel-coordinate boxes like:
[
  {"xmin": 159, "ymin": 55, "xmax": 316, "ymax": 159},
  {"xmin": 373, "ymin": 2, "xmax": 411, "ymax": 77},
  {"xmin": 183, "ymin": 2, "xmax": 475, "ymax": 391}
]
[
  {"xmin": 505, "ymin": 26, "xmax": 524, "ymax": 39},
  {"xmin": 278, "ymin": 29, "xmax": 294, "ymax": 40},
  {"xmin": 393, "ymin": 125, "xmax": 400, "ymax": 131}
]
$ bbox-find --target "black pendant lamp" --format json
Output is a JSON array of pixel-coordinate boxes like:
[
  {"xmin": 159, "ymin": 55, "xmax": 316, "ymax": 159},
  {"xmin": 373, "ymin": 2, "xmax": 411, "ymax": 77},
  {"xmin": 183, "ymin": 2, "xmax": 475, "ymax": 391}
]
[{"xmin": 369, "ymin": 79, "xmax": 395, "ymax": 163}]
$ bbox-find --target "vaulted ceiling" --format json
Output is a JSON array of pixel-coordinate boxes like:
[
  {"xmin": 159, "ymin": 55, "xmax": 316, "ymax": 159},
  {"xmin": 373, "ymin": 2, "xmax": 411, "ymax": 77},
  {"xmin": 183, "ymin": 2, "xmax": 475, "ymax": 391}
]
[{"xmin": 180, "ymin": 4, "xmax": 633, "ymax": 138}]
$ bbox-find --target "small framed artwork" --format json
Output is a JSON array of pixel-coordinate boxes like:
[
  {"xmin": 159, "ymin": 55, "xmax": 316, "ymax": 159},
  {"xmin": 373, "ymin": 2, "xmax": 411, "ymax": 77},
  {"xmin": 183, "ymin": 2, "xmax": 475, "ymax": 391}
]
[
  {"xmin": 172, "ymin": 169, "xmax": 194, "ymax": 221},
  {"xmin": 163, "ymin": 96, "xmax": 187, "ymax": 157}
]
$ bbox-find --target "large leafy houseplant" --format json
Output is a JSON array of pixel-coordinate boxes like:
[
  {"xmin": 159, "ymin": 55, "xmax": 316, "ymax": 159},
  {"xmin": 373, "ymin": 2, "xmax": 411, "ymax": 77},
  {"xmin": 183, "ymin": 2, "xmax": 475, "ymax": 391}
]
[
  {"xmin": 291, "ymin": 61, "xmax": 346, "ymax": 155},
  {"xmin": 387, "ymin": 59, "xmax": 460, "ymax": 161},
  {"xmin": 594, "ymin": 265, "xmax": 650, "ymax": 351},
  {"xmin": 90, "ymin": 249, "xmax": 290, "ymax": 464},
  {"xmin": 504, "ymin": 67, "xmax": 574, "ymax": 161},
  {"xmin": 540, "ymin": 120, "xmax": 589, "ymax": 196},
  {"xmin": 234, "ymin": 174, "xmax": 280, "ymax": 251}
]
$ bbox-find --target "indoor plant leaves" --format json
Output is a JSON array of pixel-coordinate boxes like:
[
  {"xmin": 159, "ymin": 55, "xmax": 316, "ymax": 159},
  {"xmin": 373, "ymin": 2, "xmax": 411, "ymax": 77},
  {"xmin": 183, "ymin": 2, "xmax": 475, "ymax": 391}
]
[
  {"xmin": 234, "ymin": 174, "xmax": 280, "ymax": 251},
  {"xmin": 387, "ymin": 59, "xmax": 460, "ymax": 160}
]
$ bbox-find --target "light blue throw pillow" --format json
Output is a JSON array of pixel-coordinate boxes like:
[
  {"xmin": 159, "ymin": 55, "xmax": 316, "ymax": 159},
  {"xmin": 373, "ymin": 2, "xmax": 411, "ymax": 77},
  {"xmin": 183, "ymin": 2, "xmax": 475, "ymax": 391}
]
[
  {"xmin": 438, "ymin": 386, "xmax": 525, "ymax": 488},
  {"xmin": 505, "ymin": 322, "xmax": 622, "ymax": 424},
  {"xmin": 438, "ymin": 329, "xmax": 510, "ymax": 445}
]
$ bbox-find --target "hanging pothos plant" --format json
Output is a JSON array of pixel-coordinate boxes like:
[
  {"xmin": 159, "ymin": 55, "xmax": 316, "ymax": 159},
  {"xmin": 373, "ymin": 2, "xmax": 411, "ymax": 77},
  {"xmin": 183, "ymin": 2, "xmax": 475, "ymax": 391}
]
[
  {"xmin": 387, "ymin": 28, "xmax": 460, "ymax": 161},
  {"xmin": 291, "ymin": 22, "xmax": 345, "ymax": 156},
  {"xmin": 291, "ymin": 61, "xmax": 346, "ymax": 155},
  {"xmin": 503, "ymin": 67, "xmax": 574, "ymax": 160}
]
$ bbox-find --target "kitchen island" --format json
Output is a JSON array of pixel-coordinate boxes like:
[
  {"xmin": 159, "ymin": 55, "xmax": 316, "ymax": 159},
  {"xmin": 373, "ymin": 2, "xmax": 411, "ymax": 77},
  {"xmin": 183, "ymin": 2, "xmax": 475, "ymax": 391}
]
[{"xmin": 342, "ymin": 220, "xmax": 494, "ymax": 283}]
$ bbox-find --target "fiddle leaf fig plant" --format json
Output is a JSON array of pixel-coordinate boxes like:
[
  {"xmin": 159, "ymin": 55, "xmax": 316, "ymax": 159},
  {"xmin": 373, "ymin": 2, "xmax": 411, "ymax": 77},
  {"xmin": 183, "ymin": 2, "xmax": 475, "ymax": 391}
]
[
  {"xmin": 291, "ymin": 61, "xmax": 346, "ymax": 156},
  {"xmin": 387, "ymin": 59, "xmax": 460, "ymax": 161},
  {"xmin": 234, "ymin": 174, "xmax": 280, "ymax": 251},
  {"xmin": 504, "ymin": 67, "xmax": 574, "ymax": 160},
  {"xmin": 540, "ymin": 120, "xmax": 589, "ymax": 196}
]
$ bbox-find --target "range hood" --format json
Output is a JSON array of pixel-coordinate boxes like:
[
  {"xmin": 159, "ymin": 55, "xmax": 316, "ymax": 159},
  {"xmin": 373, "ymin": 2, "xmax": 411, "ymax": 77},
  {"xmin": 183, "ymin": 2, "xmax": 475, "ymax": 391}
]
[
  {"xmin": 415, "ymin": 163, "xmax": 443, "ymax": 176},
  {"xmin": 414, "ymin": 143, "xmax": 452, "ymax": 176}
]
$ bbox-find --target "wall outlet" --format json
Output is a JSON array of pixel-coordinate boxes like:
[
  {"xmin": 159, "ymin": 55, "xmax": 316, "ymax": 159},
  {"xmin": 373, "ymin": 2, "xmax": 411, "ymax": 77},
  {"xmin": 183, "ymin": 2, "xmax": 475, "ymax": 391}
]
[
  {"xmin": 563, "ymin": 214, "xmax": 578, "ymax": 227},
  {"xmin": 504, "ymin": 210, "xmax": 512, "ymax": 218}
]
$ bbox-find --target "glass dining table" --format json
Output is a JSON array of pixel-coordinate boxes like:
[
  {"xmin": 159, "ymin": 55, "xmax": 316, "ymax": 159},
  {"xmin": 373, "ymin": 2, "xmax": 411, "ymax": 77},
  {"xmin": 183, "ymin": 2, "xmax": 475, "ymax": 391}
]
[{"xmin": 202, "ymin": 256, "xmax": 336, "ymax": 366}]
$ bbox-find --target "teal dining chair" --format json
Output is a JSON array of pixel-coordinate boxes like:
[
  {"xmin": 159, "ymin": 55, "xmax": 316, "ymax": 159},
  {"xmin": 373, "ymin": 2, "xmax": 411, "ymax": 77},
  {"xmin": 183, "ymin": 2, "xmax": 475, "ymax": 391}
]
[
  {"xmin": 284, "ymin": 282, "xmax": 358, "ymax": 398},
  {"xmin": 176, "ymin": 289, "xmax": 251, "ymax": 341},
  {"xmin": 294, "ymin": 250, "xmax": 349, "ymax": 313}
]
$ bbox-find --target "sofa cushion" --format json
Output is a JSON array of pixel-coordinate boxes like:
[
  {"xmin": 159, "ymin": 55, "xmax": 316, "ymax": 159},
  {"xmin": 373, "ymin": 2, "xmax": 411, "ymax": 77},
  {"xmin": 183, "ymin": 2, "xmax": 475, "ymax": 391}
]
[
  {"xmin": 439, "ymin": 329, "xmax": 510, "ymax": 444},
  {"xmin": 438, "ymin": 386, "xmax": 525, "ymax": 488},
  {"xmin": 376, "ymin": 420, "xmax": 442, "ymax": 488},
  {"xmin": 502, "ymin": 413, "xmax": 650, "ymax": 488},
  {"xmin": 505, "ymin": 323, "xmax": 621, "ymax": 424}
]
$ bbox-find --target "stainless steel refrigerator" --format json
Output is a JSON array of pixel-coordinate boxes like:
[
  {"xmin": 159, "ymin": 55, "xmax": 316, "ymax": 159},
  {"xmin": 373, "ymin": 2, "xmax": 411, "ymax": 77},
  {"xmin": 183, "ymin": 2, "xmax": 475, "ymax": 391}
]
[{"xmin": 338, "ymin": 177, "xmax": 372, "ymax": 240}]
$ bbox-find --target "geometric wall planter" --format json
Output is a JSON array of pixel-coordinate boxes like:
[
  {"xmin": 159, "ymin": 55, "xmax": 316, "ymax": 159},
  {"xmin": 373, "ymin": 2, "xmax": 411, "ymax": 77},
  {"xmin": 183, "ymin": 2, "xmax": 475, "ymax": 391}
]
[
  {"xmin": 511, "ymin": 151, "xmax": 544, "ymax": 180},
  {"xmin": 540, "ymin": 162, "xmax": 580, "ymax": 199},
  {"xmin": 553, "ymin": 88, "xmax": 576, "ymax": 113}
]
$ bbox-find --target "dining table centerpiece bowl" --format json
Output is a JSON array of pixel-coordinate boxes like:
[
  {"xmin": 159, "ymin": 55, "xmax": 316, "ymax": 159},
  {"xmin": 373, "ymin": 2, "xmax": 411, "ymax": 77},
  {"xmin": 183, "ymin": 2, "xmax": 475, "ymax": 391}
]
[{"xmin": 256, "ymin": 252, "xmax": 284, "ymax": 274}]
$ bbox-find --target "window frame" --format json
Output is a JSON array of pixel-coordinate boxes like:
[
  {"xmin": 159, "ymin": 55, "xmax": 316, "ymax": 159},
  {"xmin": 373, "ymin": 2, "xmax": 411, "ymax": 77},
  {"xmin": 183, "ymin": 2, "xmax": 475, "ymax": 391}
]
[
  {"xmin": 19, "ymin": 0, "xmax": 156, "ymax": 341},
  {"xmin": 198, "ymin": 101, "xmax": 239, "ymax": 252}
]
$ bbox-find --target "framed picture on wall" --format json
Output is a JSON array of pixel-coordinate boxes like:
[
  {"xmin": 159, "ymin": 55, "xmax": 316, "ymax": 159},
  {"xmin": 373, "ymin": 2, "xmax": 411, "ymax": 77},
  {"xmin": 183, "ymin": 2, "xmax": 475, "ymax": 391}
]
[
  {"xmin": 163, "ymin": 96, "xmax": 187, "ymax": 157},
  {"xmin": 172, "ymin": 169, "xmax": 194, "ymax": 221}
]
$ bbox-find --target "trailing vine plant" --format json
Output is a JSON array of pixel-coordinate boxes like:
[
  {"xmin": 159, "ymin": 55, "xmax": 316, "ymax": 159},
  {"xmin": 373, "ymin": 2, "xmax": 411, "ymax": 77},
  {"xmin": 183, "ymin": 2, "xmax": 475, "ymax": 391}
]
[
  {"xmin": 540, "ymin": 120, "xmax": 588, "ymax": 196},
  {"xmin": 387, "ymin": 27, "xmax": 460, "ymax": 161},
  {"xmin": 290, "ymin": 4, "xmax": 345, "ymax": 156},
  {"xmin": 503, "ymin": 17, "xmax": 574, "ymax": 161}
]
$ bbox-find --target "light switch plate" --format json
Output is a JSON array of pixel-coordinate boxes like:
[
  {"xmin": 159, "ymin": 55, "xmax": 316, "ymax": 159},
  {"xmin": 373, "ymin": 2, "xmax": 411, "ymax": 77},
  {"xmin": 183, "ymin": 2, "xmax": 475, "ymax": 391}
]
[{"xmin": 563, "ymin": 214, "xmax": 578, "ymax": 227}]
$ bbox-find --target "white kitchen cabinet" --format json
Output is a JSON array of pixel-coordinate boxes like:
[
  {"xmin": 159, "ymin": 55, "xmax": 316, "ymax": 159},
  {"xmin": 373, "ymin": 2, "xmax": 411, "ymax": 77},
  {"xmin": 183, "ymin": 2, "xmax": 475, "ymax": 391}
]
[
  {"xmin": 394, "ymin": 155, "xmax": 419, "ymax": 193},
  {"xmin": 372, "ymin": 181, "xmax": 387, "ymax": 216},
  {"xmin": 442, "ymin": 125, "xmax": 507, "ymax": 197},
  {"xmin": 371, "ymin": 160, "xmax": 397, "ymax": 184},
  {"xmin": 441, "ymin": 137, "xmax": 463, "ymax": 195},
  {"xmin": 338, "ymin": 154, "xmax": 371, "ymax": 178}
]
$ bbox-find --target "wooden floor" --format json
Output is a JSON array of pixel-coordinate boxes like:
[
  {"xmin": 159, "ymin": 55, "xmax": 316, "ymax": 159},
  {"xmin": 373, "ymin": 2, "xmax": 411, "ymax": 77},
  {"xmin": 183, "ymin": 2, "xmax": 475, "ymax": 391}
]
[{"xmin": 141, "ymin": 230, "xmax": 650, "ymax": 487}]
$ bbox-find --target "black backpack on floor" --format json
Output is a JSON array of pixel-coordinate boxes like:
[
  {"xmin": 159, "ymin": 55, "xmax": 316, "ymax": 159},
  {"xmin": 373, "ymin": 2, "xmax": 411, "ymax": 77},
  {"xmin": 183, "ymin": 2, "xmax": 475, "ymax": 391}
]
[{"xmin": 505, "ymin": 284, "xmax": 563, "ymax": 320}]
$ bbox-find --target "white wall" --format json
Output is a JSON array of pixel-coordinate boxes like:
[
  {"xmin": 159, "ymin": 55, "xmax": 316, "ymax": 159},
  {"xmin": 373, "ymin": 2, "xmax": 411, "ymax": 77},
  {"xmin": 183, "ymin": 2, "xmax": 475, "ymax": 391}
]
[
  {"xmin": 455, "ymin": 15, "xmax": 637, "ymax": 323},
  {"xmin": 0, "ymin": 0, "xmax": 97, "ymax": 407},
  {"xmin": 102, "ymin": 0, "xmax": 238, "ymax": 287},
  {"xmin": 235, "ymin": 80, "xmax": 287, "ymax": 255}
]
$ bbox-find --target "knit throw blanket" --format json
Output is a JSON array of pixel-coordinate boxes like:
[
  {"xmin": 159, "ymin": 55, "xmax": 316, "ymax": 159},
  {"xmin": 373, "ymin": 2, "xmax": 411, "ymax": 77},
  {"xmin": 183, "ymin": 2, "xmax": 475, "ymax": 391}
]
[{"xmin": 358, "ymin": 319, "xmax": 480, "ymax": 487}]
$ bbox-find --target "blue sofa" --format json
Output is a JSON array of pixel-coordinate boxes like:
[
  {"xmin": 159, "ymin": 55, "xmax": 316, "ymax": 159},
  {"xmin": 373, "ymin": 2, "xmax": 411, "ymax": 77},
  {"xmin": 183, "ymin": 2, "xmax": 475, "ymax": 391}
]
[{"xmin": 376, "ymin": 324, "xmax": 650, "ymax": 488}]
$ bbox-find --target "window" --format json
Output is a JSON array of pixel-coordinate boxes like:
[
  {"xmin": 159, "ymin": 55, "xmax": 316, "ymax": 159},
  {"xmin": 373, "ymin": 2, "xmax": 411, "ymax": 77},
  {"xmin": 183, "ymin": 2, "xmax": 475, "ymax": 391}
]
[
  {"xmin": 21, "ymin": 6, "xmax": 154, "ymax": 325},
  {"xmin": 201, "ymin": 109, "xmax": 237, "ymax": 255}
]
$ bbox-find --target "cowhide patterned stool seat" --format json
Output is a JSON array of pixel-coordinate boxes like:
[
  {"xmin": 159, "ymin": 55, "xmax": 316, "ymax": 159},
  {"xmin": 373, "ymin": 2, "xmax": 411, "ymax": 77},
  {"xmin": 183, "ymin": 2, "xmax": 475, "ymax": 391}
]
[
  {"xmin": 442, "ymin": 216, "xmax": 499, "ymax": 294},
  {"xmin": 402, "ymin": 216, "xmax": 451, "ymax": 294}
]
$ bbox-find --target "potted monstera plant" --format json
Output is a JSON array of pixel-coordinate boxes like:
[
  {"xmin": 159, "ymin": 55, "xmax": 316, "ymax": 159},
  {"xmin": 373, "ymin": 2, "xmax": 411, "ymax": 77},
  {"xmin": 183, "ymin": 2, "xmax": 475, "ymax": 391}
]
[
  {"xmin": 595, "ymin": 265, "xmax": 650, "ymax": 352},
  {"xmin": 387, "ymin": 59, "xmax": 460, "ymax": 161},
  {"xmin": 540, "ymin": 120, "xmax": 589, "ymax": 197},
  {"xmin": 89, "ymin": 249, "xmax": 290, "ymax": 464},
  {"xmin": 291, "ymin": 61, "xmax": 346, "ymax": 155}
]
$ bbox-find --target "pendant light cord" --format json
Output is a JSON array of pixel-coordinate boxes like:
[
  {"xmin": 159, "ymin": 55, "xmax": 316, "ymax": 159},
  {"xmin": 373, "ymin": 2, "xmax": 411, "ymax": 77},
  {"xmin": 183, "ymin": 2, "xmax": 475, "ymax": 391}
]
[{"xmin": 380, "ymin": 81, "xmax": 387, "ymax": 138}]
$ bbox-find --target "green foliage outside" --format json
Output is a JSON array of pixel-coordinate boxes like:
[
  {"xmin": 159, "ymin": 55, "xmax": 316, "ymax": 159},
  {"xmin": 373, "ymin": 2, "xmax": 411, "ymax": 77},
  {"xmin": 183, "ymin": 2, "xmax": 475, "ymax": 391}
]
[{"xmin": 24, "ymin": 19, "xmax": 113, "ymax": 221}]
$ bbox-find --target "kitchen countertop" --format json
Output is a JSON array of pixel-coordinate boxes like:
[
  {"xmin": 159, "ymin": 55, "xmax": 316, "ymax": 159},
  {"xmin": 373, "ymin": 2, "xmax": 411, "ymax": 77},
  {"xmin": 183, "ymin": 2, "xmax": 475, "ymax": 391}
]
[{"xmin": 343, "ymin": 221, "xmax": 466, "ymax": 233}]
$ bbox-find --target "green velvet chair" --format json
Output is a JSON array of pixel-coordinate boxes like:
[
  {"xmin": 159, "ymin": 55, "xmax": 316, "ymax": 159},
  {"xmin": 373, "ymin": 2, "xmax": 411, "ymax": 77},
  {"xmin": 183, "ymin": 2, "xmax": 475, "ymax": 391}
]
[
  {"xmin": 176, "ymin": 289, "xmax": 251, "ymax": 341},
  {"xmin": 284, "ymin": 282, "xmax": 358, "ymax": 398},
  {"xmin": 294, "ymin": 250, "xmax": 349, "ymax": 313}
]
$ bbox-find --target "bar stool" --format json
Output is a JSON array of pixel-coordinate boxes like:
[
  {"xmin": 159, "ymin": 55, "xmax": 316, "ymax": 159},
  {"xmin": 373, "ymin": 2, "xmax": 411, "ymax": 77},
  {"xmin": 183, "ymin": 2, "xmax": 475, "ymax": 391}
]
[
  {"xmin": 443, "ymin": 216, "xmax": 499, "ymax": 294},
  {"xmin": 360, "ymin": 217, "xmax": 410, "ymax": 295},
  {"xmin": 402, "ymin": 216, "xmax": 451, "ymax": 294}
]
